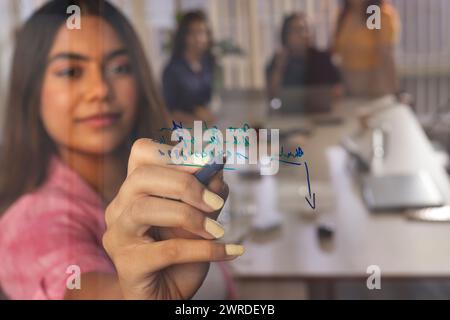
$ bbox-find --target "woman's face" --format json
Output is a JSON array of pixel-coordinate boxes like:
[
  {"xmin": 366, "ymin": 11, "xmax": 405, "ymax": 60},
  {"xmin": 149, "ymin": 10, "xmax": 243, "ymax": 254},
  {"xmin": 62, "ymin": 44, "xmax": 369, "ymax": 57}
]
[
  {"xmin": 286, "ymin": 17, "xmax": 310, "ymax": 52},
  {"xmin": 185, "ymin": 21, "xmax": 209, "ymax": 55},
  {"xmin": 41, "ymin": 16, "xmax": 138, "ymax": 156}
]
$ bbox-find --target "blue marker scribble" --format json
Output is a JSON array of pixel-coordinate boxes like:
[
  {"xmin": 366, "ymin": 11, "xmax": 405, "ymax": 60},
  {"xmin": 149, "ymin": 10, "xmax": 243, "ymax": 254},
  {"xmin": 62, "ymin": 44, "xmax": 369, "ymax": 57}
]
[{"xmin": 156, "ymin": 122, "xmax": 305, "ymax": 167}]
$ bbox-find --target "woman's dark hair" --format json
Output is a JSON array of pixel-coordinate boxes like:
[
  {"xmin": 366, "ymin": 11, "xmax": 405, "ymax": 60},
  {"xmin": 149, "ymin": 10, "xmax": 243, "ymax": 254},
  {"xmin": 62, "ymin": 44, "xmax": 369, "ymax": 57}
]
[
  {"xmin": 335, "ymin": 0, "xmax": 384, "ymax": 37},
  {"xmin": 171, "ymin": 10, "xmax": 213, "ymax": 60},
  {"xmin": 0, "ymin": 0, "xmax": 169, "ymax": 211},
  {"xmin": 280, "ymin": 12, "xmax": 307, "ymax": 48}
]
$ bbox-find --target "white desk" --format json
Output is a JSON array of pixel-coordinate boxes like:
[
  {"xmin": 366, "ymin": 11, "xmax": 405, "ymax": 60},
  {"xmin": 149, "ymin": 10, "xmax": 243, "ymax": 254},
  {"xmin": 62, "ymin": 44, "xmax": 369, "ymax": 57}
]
[{"xmin": 218, "ymin": 97, "xmax": 450, "ymax": 298}]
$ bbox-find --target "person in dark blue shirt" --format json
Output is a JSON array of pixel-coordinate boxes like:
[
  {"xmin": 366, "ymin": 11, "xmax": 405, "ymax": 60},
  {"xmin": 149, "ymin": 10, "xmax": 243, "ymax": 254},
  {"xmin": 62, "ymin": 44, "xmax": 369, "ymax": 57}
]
[{"xmin": 163, "ymin": 11, "xmax": 216, "ymax": 125}]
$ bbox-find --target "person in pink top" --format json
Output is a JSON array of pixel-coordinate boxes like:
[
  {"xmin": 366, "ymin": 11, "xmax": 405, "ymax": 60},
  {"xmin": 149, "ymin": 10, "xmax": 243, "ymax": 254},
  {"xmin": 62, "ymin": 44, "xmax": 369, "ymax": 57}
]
[{"xmin": 0, "ymin": 0, "xmax": 243, "ymax": 300}]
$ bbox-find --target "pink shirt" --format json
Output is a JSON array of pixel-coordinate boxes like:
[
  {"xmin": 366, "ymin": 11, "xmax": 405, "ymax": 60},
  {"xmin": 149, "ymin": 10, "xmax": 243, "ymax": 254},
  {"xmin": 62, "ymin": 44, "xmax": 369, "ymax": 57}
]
[
  {"xmin": 0, "ymin": 156, "xmax": 235, "ymax": 300},
  {"xmin": 0, "ymin": 157, "xmax": 115, "ymax": 299}
]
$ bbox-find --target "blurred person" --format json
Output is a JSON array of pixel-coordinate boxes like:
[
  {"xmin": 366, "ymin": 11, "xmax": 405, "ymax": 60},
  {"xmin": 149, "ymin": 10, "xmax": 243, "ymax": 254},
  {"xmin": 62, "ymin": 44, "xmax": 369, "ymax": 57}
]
[
  {"xmin": 163, "ymin": 11, "xmax": 216, "ymax": 126},
  {"xmin": 266, "ymin": 12, "xmax": 342, "ymax": 101},
  {"xmin": 0, "ymin": 0, "xmax": 242, "ymax": 300},
  {"xmin": 334, "ymin": 0, "xmax": 400, "ymax": 98}
]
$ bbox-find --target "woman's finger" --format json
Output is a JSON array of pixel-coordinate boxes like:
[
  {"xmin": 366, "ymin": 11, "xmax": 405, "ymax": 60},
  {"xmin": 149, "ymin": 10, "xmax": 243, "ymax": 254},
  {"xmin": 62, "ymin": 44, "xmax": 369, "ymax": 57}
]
[
  {"xmin": 128, "ymin": 138, "xmax": 227, "ymax": 201},
  {"xmin": 147, "ymin": 239, "xmax": 245, "ymax": 270},
  {"xmin": 120, "ymin": 196, "xmax": 225, "ymax": 240},
  {"xmin": 128, "ymin": 138, "xmax": 212, "ymax": 177},
  {"xmin": 114, "ymin": 165, "xmax": 224, "ymax": 218}
]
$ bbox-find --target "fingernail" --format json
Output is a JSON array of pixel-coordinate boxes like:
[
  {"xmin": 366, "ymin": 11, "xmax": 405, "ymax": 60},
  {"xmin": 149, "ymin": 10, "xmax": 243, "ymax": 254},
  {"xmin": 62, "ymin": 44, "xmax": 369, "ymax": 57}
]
[
  {"xmin": 204, "ymin": 218, "xmax": 225, "ymax": 239},
  {"xmin": 225, "ymin": 244, "xmax": 245, "ymax": 256},
  {"xmin": 203, "ymin": 189, "xmax": 224, "ymax": 210}
]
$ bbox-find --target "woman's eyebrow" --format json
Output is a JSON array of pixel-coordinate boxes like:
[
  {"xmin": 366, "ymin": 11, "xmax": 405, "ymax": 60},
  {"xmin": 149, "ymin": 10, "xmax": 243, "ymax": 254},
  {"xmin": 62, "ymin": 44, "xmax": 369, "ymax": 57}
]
[
  {"xmin": 104, "ymin": 48, "xmax": 129, "ymax": 62},
  {"xmin": 47, "ymin": 48, "xmax": 128, "ymax": 64},
  {"xmin": 47, "ymin": 52, "xmax": 89, "ymax": 64}
]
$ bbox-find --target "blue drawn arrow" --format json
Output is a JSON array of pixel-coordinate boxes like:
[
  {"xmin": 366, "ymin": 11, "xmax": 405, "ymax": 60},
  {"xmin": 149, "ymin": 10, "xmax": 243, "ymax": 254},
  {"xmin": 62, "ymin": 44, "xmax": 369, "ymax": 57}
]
[{"xmin": 304, "ymin": 161, "xmax": 316, "ymax": 210}]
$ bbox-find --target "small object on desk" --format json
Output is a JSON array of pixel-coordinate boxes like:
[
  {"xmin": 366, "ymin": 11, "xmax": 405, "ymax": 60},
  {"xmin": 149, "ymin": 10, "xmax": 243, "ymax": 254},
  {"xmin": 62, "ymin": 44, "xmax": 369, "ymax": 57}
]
[
  {"xmin": 317, "ymin": 224, "xmax": 335, "ymax": 252},
  {"xmin": 406, "ymin": 206, "xmax": 450, "ymax": 222},
  {"xmin": 362, "ymin": 172, "xmax": 444, "ymax": 211},
  {"xmin": 252, "ymin": 175, "xmax": 283, "ymax": 232},
  {"xmin": 317, "ymin": 224, "xmax": 334, "ymax": 240}
]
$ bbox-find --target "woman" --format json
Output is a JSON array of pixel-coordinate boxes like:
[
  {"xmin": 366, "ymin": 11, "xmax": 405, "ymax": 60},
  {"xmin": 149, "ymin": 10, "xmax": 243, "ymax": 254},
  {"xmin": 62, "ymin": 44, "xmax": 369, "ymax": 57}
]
[
  {"xmin": 162, "ymin": 10, "xmax": 216, "ymax": 125},
  {"xmin": 0, "ymin": 0, "xmax": 243, "ymax": 300},
  {"xmin": 266, "ymin": 12, "xmax": 341, "ymax": 100},
  {"xmin": 334, "ymin": 0, "xmax": 400, "ymax": 98}
]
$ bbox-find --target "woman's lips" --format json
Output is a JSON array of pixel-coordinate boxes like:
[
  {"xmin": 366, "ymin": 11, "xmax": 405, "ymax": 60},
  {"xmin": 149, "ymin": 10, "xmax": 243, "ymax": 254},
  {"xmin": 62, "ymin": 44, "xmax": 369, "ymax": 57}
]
[{"xmin": 76, "ymin": 112, "xmax": 122, "ymax": 128}]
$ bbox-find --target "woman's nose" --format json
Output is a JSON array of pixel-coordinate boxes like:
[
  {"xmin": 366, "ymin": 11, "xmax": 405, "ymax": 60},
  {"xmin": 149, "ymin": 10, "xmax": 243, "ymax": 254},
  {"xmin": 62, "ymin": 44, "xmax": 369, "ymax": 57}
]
[{"xmin": 85, "ymin": 67, "xmax": 111, "ymax": 102}]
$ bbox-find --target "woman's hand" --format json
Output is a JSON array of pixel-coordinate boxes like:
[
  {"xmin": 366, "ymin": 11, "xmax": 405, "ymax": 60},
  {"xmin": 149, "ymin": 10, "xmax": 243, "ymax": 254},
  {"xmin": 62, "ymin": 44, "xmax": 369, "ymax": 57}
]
[{"xmin": 102, "ymin": 138, "xmax": 243, "ymax": 299}]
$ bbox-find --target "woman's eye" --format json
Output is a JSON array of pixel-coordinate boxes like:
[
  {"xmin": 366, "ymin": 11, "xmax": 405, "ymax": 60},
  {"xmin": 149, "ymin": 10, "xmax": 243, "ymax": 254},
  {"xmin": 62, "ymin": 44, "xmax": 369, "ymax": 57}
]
[
  {"xmin": 55, "ymin": 67, "xmax": 83, "ymax": 78},
  {"xmin": 108, "ymin": 63, "xmax": 132, "ymax": 75}
]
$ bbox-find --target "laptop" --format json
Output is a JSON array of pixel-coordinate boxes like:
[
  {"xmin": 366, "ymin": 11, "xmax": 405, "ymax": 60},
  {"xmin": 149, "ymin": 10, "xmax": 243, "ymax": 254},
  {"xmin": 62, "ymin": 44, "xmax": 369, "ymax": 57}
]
[
  {"xmin": 276, "ymin": 85, "xmax": 333, "ymax": 114},
  {"xmin": 362, "ymin": 171, "xmax": 445, "ymax": 211}
]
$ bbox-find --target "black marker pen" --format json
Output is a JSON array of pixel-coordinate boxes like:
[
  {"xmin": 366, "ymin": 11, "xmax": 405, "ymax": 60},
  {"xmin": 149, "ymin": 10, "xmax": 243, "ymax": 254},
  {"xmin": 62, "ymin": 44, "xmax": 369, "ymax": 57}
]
[{"xmin": 194, "ymin": 156, "xmax": 225, "ymax": 185}]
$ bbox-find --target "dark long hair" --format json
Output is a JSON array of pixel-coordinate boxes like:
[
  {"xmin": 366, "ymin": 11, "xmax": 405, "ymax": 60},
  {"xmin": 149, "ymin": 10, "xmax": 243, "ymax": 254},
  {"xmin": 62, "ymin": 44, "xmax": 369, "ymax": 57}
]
[
  {"xmin": 171, "ymin": 10, "xmax": 213, "ymax": 61},
  {"xmin": 0, "ymin": 0, "xmax": 169, "ymax": 212},
  {"xmin": 335, "ymin": 0, "xmax": 384, "ymax": 37}
]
